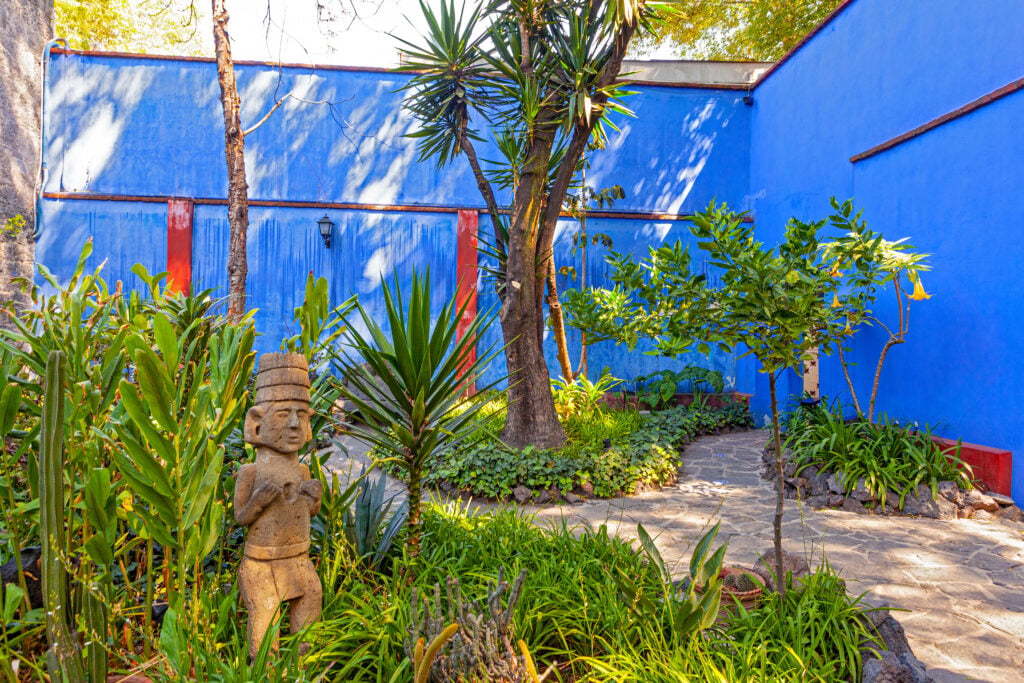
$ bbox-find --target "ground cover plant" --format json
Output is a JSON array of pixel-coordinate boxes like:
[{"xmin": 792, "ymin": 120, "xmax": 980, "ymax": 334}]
[
  {"xmin": 784, "ymin": 400, "xmax": 971, "ymax": 508},
  {"xmin": 409, "ymin": 390, "xmax": 753, "ymax": 501},
  {"xmin": 276, "ymin": 503, "xmax": 883, "ymax": 683}
]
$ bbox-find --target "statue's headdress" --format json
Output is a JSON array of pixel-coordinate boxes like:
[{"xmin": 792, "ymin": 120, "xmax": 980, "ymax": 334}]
[{"xmin": 254, "ymin": 353, "xmax": 310, "ymax": 404}]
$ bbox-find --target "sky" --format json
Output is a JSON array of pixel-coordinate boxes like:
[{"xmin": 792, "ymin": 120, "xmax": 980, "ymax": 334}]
[
  {"xmin": 224, "ymin": 0, "xmax": 676, "ymax": 67},
  {"xmin": 226, "ymin": 0, "xmax": 460, "ymax": 67}
]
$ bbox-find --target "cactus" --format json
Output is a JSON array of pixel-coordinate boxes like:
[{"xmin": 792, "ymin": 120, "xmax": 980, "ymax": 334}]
[
  {"xmin": 412, "ymin": 623, "xmax": 460, "ymax": 683},
  {"xmin": 39, "ymin": 351, "xmax": 86, "ymax": 681},
  {"xmin": 406, "ymin": 567, "xmax": 552, "ymax": 682}
]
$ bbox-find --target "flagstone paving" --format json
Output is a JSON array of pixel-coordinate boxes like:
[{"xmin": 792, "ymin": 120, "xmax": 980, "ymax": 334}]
[{"xmin": 328, "ymin": 429, "xmax": 1024, "ymax": 683}]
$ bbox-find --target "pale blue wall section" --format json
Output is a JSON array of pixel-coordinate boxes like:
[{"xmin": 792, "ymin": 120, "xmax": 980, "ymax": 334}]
[
  {"xmin": 42, "ymin": 54, "xmax": 751, "ymax": 214},
  {"xmin": 749, "ymin": 0, "xmax": 1024, "ymax": 497},
  {"xmin": 191, "ymin": 205, "xmax": 459, "ymax": 355},
  {"xmin": 35, "ymin": 199, "xmax": 167, "ymax": 291}
]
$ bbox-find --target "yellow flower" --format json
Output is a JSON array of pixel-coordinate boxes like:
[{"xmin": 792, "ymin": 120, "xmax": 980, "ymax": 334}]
[
  {"xmin": 831, "ymin": 292, "xmax": 841, "ymax": 308},
  {"xmin": 908, "ymin": 273, "xmax": 931, "ymax": 301}
]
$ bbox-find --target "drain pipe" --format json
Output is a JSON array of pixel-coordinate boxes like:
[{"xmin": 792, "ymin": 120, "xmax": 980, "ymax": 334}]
[{"xmin": 33, "ymin": 38, "xmax": 67, "ymax": 241}]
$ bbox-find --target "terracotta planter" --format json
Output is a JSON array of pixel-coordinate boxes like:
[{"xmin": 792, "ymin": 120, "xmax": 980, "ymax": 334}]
[{"xmin": 719, "ymin": 566, "xmax": 765, "ymax": 609}]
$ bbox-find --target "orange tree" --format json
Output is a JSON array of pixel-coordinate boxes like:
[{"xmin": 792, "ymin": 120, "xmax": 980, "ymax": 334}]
[
  {"xmin": 566, "ymin": 199, "xmax": 896, "ymax": 598},
  {"xmin": 398, "ymin": 0, "xmax": 663, "ymax": 449}
]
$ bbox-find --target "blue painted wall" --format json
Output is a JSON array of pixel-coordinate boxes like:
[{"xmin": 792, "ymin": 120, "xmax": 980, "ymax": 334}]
[
  {"xmin": 475, "ymin": 215, "xmax": 744, "ymax": 391},
  {"xmin": 38, "ymin": 52, "xmax": 752, "ymax": 386},
  {"xmin": 39, "ymin": 2, "xmax": 1023, "ymax": 497},
  {"xmin": 191, "ymin": 205, "xmax": 460, "ymax": 355},
  {"xmin": 749, "ymin": 0, "xmax": 1024, "ymax": 497},
  {"xmin": 41, "ymin": 54, "xmax": 751, "ymax": 211},
  {"xmin": 36, "ymin": 199, "xmax": 167, "ymax": 292}
]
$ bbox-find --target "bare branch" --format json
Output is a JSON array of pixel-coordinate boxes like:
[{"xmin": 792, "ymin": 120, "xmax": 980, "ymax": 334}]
[{"xmin": 243, "ymin": 94, "xmax": 290, "ymax": 136}]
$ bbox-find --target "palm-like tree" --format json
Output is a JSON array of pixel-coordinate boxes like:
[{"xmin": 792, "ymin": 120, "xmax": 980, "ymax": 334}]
[
  {"xmin": 398, "ymin": 0, "xmax": 659, "ymax": 450},
  {"xmin": 333, "ymin": 272, "xmax": 501, "ymax": 560}
]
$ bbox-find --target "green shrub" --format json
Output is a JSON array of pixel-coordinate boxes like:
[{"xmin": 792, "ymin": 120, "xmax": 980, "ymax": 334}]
[
  {"xmin": 551, "ymin": 370, "xmax": 623, "ymax": 421},
  {"xmin": 411, "ymin": 400, "xmax": 754, "ymax": 500},
  {"xmin": 580, "ymin": 563, "xmax": 882, "ymax": 682},
  {"xmin": 306, "ymin": 503, "xmax": 733, "ymax": 682},
  {"xmin": 634, "ymin": 366, "xmax": 725, "ymax": 410},
  {"xmin": 787, "ymin": 401, "xmax": 972, "ymax": 507}
]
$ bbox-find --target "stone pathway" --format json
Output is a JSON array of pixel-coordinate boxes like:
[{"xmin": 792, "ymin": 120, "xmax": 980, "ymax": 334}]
[{"xmin": 327, "ymin": 430, "xmax": 1024, "ymax": 683}]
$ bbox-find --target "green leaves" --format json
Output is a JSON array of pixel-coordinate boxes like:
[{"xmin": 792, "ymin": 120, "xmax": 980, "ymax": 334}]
[
  {"xmin": 789, "ymin": 402, "xmax": 972, "ymax": 507},
  {"xmin": 0, "ymin": 384, "xmax": 21, "ymax": 437},
  {"xmin": 625, "ymin": 521, "xmax": 726, "ymax": 641},
  {"xmin": 332, "ymin": 270, "xmax": 503, "ymax": 552},
  {"xmin": 282, "ymin": 273, "xmax": 354, "ymax": 359},
  {"xmin": 397, "ymin": 0, "xmax": 494, "ymax": 166},
  {"xmin": 112, "ymin": 310, "xmax": 255, "ymax": 607}
]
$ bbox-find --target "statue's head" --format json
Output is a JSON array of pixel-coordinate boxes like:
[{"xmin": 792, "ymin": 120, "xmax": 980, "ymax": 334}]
[{"xmin": 244, "ymin": 353, "xmax": 313, "ymax": 454}]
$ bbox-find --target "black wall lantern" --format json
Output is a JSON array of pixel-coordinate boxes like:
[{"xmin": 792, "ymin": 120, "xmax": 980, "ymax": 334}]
[{"xmin": 317, "ymin": 214, "xmax": 334, "ymax": 248}]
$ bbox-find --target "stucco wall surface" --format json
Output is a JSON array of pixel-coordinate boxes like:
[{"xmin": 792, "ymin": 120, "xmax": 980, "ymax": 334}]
[
  {"xmin": 0, "ymin": 0, "xmax": 52, "ymax": 324},
  {"xmin": 37, "ymin": 52, "xmax": 752, "ymax": 386},
  {"xmin": 749, "ymin": 0, "xmax": 1024, "ymax": 498}
]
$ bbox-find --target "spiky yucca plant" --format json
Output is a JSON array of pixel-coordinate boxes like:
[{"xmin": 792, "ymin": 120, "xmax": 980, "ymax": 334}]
[{"xmin": 334, "ymin": 271, "xmax": 502, "ymax": 561}]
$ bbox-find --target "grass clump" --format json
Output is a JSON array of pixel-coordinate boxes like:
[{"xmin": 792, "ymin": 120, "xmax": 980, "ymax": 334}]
[{"xmin": 582, "ymin": 564, "xmax": 881, "ymax": 682}]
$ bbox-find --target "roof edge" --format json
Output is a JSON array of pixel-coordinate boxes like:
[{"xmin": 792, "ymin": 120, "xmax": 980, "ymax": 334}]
[
  {"xmin": 49, "ymin": 47, "xmax": 760, "ymax": 90},
  {"xmin": 49, "ymin": 47, "xmax": 403, "ymax": 75}
]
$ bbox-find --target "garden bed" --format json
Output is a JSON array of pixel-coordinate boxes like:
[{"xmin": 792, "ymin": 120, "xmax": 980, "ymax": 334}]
[
  {"xmin": 768, "ymin": 403, "xmax": 1023, "ymax": 527},
  {"xmin": 391, "ymin": 396, "xmax": 755, "ymax": 504}
]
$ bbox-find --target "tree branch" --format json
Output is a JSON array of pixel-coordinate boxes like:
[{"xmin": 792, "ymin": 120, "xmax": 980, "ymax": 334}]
[
  {"xmin": 458, "ymin": 129, "xmax": 507, "ymax": 259},
  {"xmin": 243, "ymin": 94, "xmax": 290, "ymax": 136},
  {"xmin": 538, "ymin": 8, "xmax": 639, "ymax": 253}
]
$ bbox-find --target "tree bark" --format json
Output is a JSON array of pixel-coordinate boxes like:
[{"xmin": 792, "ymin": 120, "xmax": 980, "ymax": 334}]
[
  {"xmin": 868, "ymin": 280, "xmax": 907, "ymax": 423},
  {"xmin": 836, "ymin": 343, "xmax": 862, "ymax": 416},
  {"xmin": 533, "ymin": 13, "xmax": 638, "ymax": 385},
  {"xmin": 547, "ymin": 258, "xmax": 574, "ymax": 380},
  {"xmin": 499, "ymin": 120, "xmax": 566, "ymax": 450},
  {"xmin": 212, "ymin": 0, "xmax": 249, "ymax": 320}
]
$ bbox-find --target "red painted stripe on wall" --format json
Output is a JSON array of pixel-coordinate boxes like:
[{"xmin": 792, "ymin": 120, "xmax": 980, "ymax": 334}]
[
  {"xmin": 456, "ymin": 210, "xmax": 479, "ymax": 393},
  {"xmin": 167, "ymin": 198, "xmax": 194, "ymax": 295}
]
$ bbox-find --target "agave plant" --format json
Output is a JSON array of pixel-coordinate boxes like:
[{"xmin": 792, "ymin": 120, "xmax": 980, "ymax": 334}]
[
  {"xmin": 332, "ymin": 271, "xmax": 502, "ymax": 561},
  {"xmin": 344, "ymin": 465, "xmax": 409, "ymax": 573}
]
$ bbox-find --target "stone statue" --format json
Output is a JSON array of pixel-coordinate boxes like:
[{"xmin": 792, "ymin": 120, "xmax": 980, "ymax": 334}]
[{"xmin": 234, "ymin": 352, "xmax": 323, "ymax": 658}]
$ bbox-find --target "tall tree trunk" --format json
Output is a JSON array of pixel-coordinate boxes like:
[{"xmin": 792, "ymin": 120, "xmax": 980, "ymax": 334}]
[
  {"xmin": 500, "ymin": 127, "xmax": 566, "ymax": 450},
  {"xmin": 212, "ymin": 0, "xmax": 249, "ymax": 319},
  {"xmin": 546, "ymin": 258, "xmax": 574, "ymax": 380}
]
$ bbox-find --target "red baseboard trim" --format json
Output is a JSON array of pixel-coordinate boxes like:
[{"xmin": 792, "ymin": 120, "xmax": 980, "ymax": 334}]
[{"xmin": 933, "ymin": 436, "xmax": 1012, "ymax": 496}]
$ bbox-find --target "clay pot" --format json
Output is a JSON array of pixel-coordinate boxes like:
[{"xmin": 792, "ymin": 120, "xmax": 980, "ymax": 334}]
[{"xmin": 719, "ymin": 566, "xmax": 765, "ymax": 609}]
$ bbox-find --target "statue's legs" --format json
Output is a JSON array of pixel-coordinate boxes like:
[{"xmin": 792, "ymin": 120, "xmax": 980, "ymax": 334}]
[
  {"xmin": 288, "ymin": 558, "xmax": 322, "ymax": 634},
  {"xmin": 240, "ymin": 556, "xmax": 282, "ymax": 659}
]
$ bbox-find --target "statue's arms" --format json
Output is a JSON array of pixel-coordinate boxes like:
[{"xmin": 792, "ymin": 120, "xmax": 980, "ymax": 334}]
[
  {"xmin": 298, "ymin": 464, "xmax": 322, "ymax": 516},
  {"xmin": 234, "ymin": 464, "xmax": 281, "ymax": 526}
]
